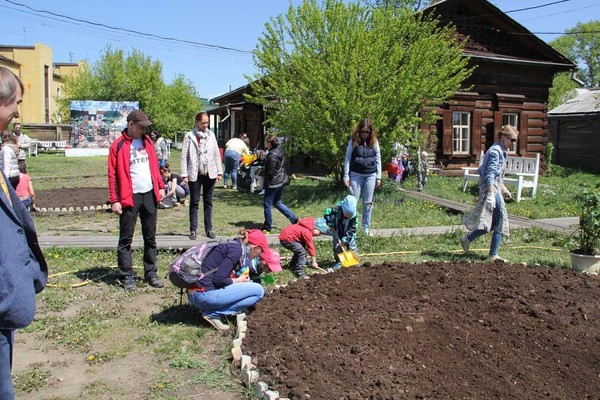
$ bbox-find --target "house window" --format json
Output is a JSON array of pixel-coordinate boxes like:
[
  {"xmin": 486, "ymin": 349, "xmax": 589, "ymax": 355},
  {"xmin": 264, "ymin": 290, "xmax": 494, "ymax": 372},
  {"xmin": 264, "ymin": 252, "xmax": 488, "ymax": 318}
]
[
  {"xmin": 503, "ymin": 113, "xmax": 518, "ymax": 153},
  {"xmin": 452, "ymin": 111, "xmax": 470, "ymax": 154}
]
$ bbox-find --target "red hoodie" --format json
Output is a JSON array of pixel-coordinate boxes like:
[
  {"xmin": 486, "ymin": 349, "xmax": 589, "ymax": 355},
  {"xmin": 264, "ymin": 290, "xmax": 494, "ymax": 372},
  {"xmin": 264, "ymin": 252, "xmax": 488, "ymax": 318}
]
[
  {"xmin": 279, "ymin": 217, "xmax": 317, "ymax": 257},
  {"xmin": 108, "ymin": 130, "xmax": 165, "ymax": 208}
]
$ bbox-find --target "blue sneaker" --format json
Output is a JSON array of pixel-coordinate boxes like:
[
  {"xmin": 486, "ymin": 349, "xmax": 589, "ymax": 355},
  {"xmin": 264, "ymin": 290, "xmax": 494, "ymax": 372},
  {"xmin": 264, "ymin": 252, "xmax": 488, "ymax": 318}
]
[{"xmin": 332, "ymin": 262, "xmax": 342, "ymax": 271}]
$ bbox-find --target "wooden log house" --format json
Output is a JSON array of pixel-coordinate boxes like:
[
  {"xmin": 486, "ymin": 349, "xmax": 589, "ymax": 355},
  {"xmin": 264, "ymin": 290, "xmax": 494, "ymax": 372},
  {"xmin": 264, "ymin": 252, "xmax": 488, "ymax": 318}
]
[{"xmin": 421, "ymin": 0, "xmax": 575, "ymax": 173}]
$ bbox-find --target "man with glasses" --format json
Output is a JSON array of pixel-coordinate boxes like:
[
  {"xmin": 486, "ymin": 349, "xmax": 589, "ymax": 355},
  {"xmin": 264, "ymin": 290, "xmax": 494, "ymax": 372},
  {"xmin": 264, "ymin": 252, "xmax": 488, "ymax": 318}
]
[{"xmin": 108, "ymin": 110, "xmax": 166, "ymax": 291}]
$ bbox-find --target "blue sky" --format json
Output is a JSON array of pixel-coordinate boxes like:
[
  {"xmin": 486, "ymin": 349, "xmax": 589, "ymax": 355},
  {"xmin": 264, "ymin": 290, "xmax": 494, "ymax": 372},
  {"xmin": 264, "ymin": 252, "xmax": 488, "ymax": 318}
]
[{"xmin": 0, "ymin": 0, "xmax": 598, "ymax": 100}]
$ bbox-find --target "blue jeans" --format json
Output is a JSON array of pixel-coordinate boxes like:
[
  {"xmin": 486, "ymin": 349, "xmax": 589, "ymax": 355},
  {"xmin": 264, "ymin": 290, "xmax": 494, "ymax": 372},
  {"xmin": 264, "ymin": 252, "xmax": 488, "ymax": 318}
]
[
  {"xmin": 467, "ymin": 191, "xmax": 503, "ymax": 256},
  {"xmin": 262, "ymin": 185, "xmax": 297, "ymax": 231},
  {"xmin": 223, "ymin": 150, "xmax": 240, "ymax": 187},
  {"xmin": 188, "ymin": 283, "xmax": 265, "ymax": 318},
  {"xmin": 0, "ymin": 329, "xmax": 14, "ymax": 400},
  {"xmin": 349, "ymin": 172, "xmax": 376, "ymax": 230}
]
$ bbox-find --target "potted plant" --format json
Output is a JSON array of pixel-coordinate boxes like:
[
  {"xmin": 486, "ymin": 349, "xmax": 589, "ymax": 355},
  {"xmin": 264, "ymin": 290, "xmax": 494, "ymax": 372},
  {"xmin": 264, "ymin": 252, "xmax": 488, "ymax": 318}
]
[{"xmin": 570, "ymin": 186, "xmax": 600, "ymax": 274}]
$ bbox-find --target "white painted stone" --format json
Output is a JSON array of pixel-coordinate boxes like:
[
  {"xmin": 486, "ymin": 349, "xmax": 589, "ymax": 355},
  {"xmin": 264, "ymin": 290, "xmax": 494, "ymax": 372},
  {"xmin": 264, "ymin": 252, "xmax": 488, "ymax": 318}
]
[
  {"xmin": 238, "ymin": 331, "xmax": 246, "ymax": 340},
  {"xmin": 40, "ymin": 208, "xmax": 47, "ymax": 212},
  {"xmin": 261, "ymin": 390, "xmax": 279, "ymax": 400},
  {"xmin": 236, "ymin": 313, "xmax": 246, "ymax": 325},
  {"xmin": 232, "ymin": 338, "xmax": 242, "ymax": 348},
  {"xmin": 89, "ymin": 206, "xmax": 95, "ymax": 211},
  {"xmin": 241, "ymin": 354, "xmax": 252, "ymax": 370},
  {"xmin": 68, "ymin": 207, "xmax": 74, "ymax": 212},
  {"xmin": 241, "ymin": 369, "xmax": 259, "ymax": 385},
  {"xmin": 75, "ymin": 207, "xmax": 82, "ymax": 212},
  {"xmin": 231, "ymin": 346, "xmax": 242, "ymax": 361},
  {"xmin": 61, "ymin": 207, "xmax": 67, "ymax": 212},
  {"xmin": 254, "ymin": 381, "xmax": 268, "ymax": 396},
  {"xmin": 82, "ymin": 206, "xmax": 88, "ymax": 211}
]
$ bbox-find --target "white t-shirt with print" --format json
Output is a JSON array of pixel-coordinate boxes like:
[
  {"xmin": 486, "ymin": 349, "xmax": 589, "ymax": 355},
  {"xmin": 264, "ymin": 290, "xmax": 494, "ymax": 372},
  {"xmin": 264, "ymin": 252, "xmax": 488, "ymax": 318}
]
[{"xmin": 129, "ymin": 138, "xmax": 153, "ymax": 194}]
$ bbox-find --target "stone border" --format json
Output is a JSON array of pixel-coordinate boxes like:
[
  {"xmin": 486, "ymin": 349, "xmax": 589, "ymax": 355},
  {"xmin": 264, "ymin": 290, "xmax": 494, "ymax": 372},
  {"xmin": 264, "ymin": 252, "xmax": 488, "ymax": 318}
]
[
  {"xmin": 232, "ymin": 312, "xmax": 286, "ymax": 400},
  {"xmin": 36, "ymin": 204, "xmax": 111, "ymax": 213}
]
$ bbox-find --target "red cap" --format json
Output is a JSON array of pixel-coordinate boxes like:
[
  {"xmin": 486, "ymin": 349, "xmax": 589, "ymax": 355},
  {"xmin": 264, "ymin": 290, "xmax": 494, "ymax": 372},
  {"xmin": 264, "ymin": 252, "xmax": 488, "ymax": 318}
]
[{"xmin": 247, "ymin": 229, "xmax": 281, "ymax": 272}]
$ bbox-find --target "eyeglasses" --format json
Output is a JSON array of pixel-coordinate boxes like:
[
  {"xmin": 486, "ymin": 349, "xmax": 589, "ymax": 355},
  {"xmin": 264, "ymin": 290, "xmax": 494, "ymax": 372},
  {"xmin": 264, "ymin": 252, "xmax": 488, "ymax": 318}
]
[
  {"xmin": 510, "ymin": 139, "xmax": 517, "ymax": 143},
  {"xmin": 360, "ymin": 129, "xmax": 371, "ymax": 134}
]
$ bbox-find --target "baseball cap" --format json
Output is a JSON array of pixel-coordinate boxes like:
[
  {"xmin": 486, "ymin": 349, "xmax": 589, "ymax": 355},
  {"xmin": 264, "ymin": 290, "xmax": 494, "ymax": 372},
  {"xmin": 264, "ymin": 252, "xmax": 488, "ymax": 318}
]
[
  {"xmin": 341, "ymin": 195, "xmax": 357, "ymax": 217},
  {"xmin": 247, "ymin": 229, "xmax": 281, "ymax": 271},
  {"xmin": 314, "ymin": 217, "xmax": 329, "ymax": 234},
  {"xmin": 127, "ymin": 110, "xmax": 152, "ymax": 127}
]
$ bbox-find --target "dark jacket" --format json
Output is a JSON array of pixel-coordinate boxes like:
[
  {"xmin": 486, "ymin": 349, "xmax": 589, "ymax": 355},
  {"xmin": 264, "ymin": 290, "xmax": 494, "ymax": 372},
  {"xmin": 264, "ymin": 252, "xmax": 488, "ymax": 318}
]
[
  {"xmin": 351, "ymin": 145, "xmax": 377, "ymax": 175},
  {"xmin": 198, "ymin": 240, "xmax": 246, "ymax": 291},
  {"xmin": 264, "ymin": 145, "xmax": 288, "ymax": 189},
  {"xmin": 0, "ymin": 170, "xmax": 48, "ymax": 329}
]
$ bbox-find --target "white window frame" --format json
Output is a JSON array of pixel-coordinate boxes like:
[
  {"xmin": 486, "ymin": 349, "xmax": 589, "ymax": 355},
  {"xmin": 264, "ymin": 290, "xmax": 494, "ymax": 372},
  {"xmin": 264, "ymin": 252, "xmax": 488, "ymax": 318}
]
[
  {"xmin": 502, "ymin": 113, "xmax": 519, "ymax": 153},
  {"xmin": 452, "ymin": 111, "xmax": 470, "ymax": 154}
]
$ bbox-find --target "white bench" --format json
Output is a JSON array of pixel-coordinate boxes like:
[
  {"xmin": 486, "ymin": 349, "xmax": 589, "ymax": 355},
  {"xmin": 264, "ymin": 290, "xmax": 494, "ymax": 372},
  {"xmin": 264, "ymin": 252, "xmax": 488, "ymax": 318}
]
[
  {"xmin": 38, "ymin": 140, "xmax": 68, "ymax": 152},
  {"xmin": 462, "ymin": 151, "xmax": 540, "ymax": 202},
  {"xmin": 29, "ymin": 139, "xmax": 38, "ymax": 157}
]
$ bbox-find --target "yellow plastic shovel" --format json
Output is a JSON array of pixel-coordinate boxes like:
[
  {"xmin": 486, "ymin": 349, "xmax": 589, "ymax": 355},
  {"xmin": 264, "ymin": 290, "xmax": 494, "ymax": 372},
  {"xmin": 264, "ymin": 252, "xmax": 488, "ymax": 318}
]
[{"xmin": 338, "ymin": 242, "xmax": 361, "ymax": 268}]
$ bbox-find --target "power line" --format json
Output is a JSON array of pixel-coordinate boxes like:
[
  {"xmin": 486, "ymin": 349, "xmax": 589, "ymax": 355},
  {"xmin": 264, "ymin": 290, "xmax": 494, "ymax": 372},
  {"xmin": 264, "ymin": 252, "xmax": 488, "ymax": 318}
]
[
  {"xmin": 503, "ymin": 0, "xmax": 571, "ymax": 14},
  {"xmin": 3, "ymin": 0, "xmax": 253, "ymax": 54}
]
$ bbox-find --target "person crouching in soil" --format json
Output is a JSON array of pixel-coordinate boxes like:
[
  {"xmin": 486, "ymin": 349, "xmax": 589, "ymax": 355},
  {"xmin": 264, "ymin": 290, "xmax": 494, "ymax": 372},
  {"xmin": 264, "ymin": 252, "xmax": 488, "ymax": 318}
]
[
  {"xmin": 187, "ymin": 229, "xmax": 281, "ymax": 331},
  {"xmin": 159, "ymin": 163, "xmax": 189, "ymax": 208},
  {"xmin": 324, "ymin": 195, "xmax": 358, "ymax": 270},
  {"xmin": 279, "ymin": 217, "xmax": 330, "ymax": 279}
]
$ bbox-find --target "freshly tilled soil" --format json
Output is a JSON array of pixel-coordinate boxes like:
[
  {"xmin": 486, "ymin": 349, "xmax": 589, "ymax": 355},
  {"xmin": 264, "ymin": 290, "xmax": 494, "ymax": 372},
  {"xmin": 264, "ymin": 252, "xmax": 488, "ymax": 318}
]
[{"xmin": 244, "ymin": 261, "xmax": 600, "ymax": 400}]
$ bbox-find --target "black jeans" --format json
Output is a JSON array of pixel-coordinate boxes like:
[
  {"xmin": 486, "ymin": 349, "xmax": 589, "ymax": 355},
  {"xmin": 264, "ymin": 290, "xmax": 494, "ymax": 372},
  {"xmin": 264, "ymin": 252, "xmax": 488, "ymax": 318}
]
[
  {"xmin": 117, "ymin": 190, "xmax": 158, "ymax": 278},
  {"xmin": 188, "ymin": 174, "xmax": 216, "ymax": 233}
]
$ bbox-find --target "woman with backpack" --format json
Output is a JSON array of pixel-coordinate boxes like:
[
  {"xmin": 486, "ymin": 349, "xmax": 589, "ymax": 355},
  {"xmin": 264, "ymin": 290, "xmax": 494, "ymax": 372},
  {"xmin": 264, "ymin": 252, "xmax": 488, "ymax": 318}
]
[{"xmin": 186, "ymin": 229, "xmax": 281, "ymax": 331}]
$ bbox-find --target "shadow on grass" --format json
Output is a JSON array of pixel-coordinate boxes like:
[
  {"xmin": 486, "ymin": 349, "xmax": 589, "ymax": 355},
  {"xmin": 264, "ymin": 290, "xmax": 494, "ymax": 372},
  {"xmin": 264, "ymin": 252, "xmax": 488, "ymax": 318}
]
[
  {"xmin": 74, "ymin": 266, "xmax": 118, "ymax": 286},
  {"xmin": 150, "ymin": 304, "xmax": 203, "ymax": 327}
]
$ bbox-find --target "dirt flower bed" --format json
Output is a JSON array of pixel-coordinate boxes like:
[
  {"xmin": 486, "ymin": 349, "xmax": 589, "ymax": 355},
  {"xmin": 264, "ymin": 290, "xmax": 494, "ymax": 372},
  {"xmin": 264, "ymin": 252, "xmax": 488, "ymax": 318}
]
[
  {"xmin": 36, "ymin": 188, "xmax": 108, "ymax": 209},
  {"xmin": 244, "ymin": 262, "xmax": 600, "ymax": 400}
]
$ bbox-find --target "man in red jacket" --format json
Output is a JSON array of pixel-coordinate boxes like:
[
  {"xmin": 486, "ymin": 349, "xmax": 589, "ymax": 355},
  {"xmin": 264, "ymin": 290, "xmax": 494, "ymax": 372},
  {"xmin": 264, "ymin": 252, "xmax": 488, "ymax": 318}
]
[{"xmin": 108, "ymin": 110, "xmax": 166, "ymax": 291}]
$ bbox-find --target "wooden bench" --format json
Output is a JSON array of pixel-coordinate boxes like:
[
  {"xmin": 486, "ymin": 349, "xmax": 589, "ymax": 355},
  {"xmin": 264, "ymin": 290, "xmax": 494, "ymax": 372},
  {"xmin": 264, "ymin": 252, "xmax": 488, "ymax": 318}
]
[{"xmin": 462, "ymin": 151, "xmax": 540, "ymax": 202}]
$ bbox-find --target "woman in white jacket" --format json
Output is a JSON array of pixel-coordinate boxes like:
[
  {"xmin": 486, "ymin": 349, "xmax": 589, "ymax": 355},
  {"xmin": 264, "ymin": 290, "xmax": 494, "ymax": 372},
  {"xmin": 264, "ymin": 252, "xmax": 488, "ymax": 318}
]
[
  {"xmin": 1, "ymin": 130, "xmax": 20, "ymax": 188},
  {"xmin": 180, "ymin": 112, "xmax": 222, "ymax": 240}
]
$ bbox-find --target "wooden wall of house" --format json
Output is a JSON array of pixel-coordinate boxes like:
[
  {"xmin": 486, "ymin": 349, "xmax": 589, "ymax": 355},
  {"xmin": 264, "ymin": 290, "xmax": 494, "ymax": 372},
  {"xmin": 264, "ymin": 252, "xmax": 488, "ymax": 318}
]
[
  {"xmin": 549, "ymin": 115, "xmax": 600, "ymax": 173},
  {"xmin": 421, "ymin": 60, "xmax": 554, "ymax": 174}
]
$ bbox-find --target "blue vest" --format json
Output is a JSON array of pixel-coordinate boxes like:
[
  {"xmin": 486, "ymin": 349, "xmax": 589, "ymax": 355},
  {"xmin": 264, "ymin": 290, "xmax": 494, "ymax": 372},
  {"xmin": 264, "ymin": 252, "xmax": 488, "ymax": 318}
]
[{"xmin": 351, "ymin": 145, "xmax": 377, "ymax": 175}]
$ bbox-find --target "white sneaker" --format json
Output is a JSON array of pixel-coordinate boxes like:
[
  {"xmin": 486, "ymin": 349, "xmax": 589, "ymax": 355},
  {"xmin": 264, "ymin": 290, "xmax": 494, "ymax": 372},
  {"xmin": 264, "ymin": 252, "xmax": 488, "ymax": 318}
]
[
  {"xmin": 232, "ymin": 186, "xmax": 237, "ymax": 190},
  {"xmin": 203, "ymin": 315, "xmax": 230, "ymax": 331},
  {"xmin": 460, "ymin": 236, "xmax": 470, "ymax": 253},
  {"xmin": 487, "ymin": 255, "xmax": 507, "ymax": 263},
  {"xmin": 363, "ymin": 228, "xmax": 373, "ymax": 237},
  {"xmin": 224, "ymin": 185, "xmax": 228, "ymax": 189}
]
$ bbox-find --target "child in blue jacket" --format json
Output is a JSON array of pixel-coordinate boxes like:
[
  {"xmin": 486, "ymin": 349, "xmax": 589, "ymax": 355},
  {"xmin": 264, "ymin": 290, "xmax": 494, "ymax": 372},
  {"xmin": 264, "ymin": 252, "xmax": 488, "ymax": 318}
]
[{"xmin": 324, "ymin": 194, "xmax": 358, "ymax": 270}]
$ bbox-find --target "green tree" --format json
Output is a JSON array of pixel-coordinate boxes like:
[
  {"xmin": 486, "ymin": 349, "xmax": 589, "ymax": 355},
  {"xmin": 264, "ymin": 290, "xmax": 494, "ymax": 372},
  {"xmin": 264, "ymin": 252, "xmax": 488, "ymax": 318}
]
[
  {"xmin": 248, "ymin": 0, "xmax": 472, "ymax": 181},
  {"xmin": 548, "ymin": 20, "xmax": 600, "ymax": 109},
  {"xmin": 57, "ymin": 47, "xmax": 202, "ymax": 139}
]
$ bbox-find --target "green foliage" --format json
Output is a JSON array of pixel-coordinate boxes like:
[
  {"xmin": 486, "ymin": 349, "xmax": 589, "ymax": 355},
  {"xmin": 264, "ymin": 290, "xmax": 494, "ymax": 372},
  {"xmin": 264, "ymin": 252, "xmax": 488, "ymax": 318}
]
[
  {"xmin": 549, "ymin": 20, "xmax": 600, "ymax": 109},
  {"xmin": 572, "ymin": 187, "xmax": 600, "ymax": 255},
  {"xmin": 248, "ymin": 0, "xmax": 473, "ymax": 181},
  {"xmin": 13, "ymin": 364, "xmax": 52, "ymax": 394},
  {"xmin": 57, "ymin": 47, "xmax": 202, "ymax": 139}
]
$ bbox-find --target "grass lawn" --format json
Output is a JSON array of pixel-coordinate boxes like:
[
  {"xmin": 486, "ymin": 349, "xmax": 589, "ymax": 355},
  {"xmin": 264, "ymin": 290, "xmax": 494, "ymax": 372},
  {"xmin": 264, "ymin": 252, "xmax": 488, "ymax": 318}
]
[{"xmin": 12, "ymin": 151, "xmax": 596, "ymax": 398}]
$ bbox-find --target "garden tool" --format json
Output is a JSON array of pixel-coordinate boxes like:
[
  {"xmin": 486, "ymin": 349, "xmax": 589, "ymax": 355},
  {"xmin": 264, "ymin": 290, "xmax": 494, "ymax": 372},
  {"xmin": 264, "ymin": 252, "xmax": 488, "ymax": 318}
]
[{"xmin": 335, "ymin": 234, "xmax": 360, "ymax": 268}]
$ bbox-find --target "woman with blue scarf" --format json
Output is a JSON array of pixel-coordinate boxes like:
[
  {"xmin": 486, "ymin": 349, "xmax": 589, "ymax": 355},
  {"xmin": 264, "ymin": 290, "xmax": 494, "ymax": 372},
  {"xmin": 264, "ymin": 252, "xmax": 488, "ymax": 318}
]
[{"xmin": 187, "ymin": 229, "xmax": 280, "ymax": 331}]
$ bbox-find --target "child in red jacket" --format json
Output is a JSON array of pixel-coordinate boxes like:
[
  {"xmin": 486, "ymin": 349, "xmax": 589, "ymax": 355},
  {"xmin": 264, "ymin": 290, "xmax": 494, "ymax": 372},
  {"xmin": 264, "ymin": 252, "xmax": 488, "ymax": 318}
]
[{"xmin": 279, "ymin": 217, "xmax": 329, "ymax": 279}]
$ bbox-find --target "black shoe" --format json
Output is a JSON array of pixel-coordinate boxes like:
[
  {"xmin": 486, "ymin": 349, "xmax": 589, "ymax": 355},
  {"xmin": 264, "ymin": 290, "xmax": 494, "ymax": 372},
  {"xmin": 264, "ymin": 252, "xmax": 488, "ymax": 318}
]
[
  {"xmin": 206, "ymin": 230, "xmax": 216, "ymax": 239},
  {"xmin": 120, "ymin": 276, "xmax": 137, "ymax": 291},
  {"xmin": 189, "ymin": 231, "xmax": 197, "ymax": 240},
  {"xmin": 291, "ymin": 218, "xmax": 299, "ymax": 224},
  {"xmin": 144, "ymin": 272, "xmax": 165, "ymax": 288}
]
